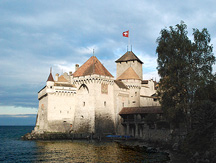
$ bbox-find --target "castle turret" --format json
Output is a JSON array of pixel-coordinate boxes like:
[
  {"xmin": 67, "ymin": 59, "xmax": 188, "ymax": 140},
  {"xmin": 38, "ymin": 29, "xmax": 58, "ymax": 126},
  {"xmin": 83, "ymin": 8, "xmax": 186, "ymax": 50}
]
[
  {"xmin": 47, "ymin": 72, "xmax": 54, "ymax": 86},
  {"xmin": 46, "ymin": 69, "xmax": 54, "ymax": 93},
  {"xmin": 115, "ymin": 51, "xmax": 143, "ymax": 80}
]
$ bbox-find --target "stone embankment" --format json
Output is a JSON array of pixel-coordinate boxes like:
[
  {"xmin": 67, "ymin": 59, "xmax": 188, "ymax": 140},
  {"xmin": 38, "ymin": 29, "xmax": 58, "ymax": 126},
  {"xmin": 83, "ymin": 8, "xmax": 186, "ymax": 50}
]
[
  {"xmin": 22, "ymin": 132, "xmax": 71, "ymax": 140},
  {"xmin": 22, "ymin": 132, "xmax": 97, "ymax": 140},
  {"xmin": 22, "ymin": 131, "xmax": 125, "ymax": 141}
]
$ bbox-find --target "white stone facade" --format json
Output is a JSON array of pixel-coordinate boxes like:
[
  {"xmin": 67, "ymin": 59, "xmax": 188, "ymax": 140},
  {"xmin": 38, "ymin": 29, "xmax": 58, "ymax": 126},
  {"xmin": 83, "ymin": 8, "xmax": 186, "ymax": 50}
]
[{"xmin": 34, "ymin": 51, "xmax": 159, "ymax": 135}]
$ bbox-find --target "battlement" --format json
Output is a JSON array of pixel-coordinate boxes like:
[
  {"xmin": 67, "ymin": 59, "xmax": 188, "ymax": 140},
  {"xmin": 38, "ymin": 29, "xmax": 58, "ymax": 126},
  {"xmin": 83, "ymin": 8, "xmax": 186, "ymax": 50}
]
[
  {"xmin": 72, "ymin": 74, "xmax": 114, "ymax": 85},
  {"xmin": 120, "ymin": 79, "xmax": 141, "ymax": 89}
]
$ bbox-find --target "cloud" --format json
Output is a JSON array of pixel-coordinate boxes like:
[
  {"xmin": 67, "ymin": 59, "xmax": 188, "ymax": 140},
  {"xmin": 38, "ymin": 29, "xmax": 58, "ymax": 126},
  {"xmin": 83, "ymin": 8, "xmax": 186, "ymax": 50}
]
[
  {"xmin": 0, "ymin": 114, "xmax": 37, "ymax": 126},
  {"xmin": 0, "ymin": 106, "xmax": 37, "ymax": 115},
  {"xmin": 75, "ymin": 45, "xmax": 98, "ymax": 55},
  {"xmin": 0, "ymin": 114, "xmax": 36, "ymax": 118},
  {"xmin": 0, "ymin": 0, "xmax": 216, "ymax": 112}
]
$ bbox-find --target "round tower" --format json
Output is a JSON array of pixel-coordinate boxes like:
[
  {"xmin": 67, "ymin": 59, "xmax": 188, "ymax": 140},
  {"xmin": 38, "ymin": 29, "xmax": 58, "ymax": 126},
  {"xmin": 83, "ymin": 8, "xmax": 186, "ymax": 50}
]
[{"xmin": 46, "ymin": 69, "xmax": 54, "ymax": 91}]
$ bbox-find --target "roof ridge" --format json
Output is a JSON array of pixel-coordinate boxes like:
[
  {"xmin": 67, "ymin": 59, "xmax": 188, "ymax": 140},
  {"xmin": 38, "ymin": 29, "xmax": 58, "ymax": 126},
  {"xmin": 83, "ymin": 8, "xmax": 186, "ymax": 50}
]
[
  {"xmin": 115, "ymin": 51, "xmax": 143, "ymax": 64},
  {"xmin": 73, "ymin": 56, "xmax": 113, "ymax": 77}
]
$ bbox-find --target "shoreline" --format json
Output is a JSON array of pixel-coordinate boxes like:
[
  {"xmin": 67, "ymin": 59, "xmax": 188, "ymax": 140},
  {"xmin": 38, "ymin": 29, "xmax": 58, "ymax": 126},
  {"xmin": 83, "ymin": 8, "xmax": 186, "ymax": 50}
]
[
  {"xmin": 22, "ymin": 132, "xmax": 189, "ymax": 162},
  {"xmin": 113, "ymin": 139, "xmax": 189, "ymax": 163}
]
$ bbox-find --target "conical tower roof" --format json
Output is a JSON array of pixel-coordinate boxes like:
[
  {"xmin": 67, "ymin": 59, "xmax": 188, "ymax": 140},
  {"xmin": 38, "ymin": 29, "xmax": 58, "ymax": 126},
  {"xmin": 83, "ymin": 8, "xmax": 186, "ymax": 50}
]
[
  {"xmin": 47, "ymin": 73, "xmax": 54, "ymax": 82},
  {"xmin": 115, "ymin": 51, "xmax": 143, "ymax": 64},
  {"xmin": 73, "ymin": 56, "xmax": 114, "ymax": 77},
  {"xmin": 117, "ymin": 67, "xmax": 140, "ymax": 80}
]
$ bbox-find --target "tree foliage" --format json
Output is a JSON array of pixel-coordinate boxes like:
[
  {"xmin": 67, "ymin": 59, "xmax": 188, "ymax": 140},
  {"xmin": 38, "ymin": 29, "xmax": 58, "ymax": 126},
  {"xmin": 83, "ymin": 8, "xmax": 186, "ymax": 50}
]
[
  {"xmin": 183, "ymin": 100, "xmax": 216, "ymax": 153},
  {"xmin": 156, "ymin": 21, "xmax": 215, "ymax": 127}
]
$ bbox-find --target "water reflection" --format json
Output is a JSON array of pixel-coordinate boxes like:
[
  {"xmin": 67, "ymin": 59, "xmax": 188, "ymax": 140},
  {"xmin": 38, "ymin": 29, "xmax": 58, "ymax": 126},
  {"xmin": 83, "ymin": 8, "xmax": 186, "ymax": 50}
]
[{"xmin": 35, "ymin": 140, "xmax": 168, "ymax": 162}]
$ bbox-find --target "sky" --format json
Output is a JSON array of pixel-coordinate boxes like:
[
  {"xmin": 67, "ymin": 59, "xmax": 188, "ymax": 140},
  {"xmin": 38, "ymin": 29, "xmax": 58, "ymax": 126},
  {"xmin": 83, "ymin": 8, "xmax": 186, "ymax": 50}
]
[{"xmin": 0, "ymin": 0, "xmax": 216, "ymax": 125}]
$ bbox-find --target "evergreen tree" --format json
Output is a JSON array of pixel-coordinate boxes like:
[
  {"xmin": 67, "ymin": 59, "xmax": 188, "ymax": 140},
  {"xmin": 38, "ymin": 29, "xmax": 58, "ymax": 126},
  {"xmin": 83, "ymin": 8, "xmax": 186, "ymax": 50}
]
[{"xmin": 156, "ymin": 21, "xmax": 215, "ymax": 128}]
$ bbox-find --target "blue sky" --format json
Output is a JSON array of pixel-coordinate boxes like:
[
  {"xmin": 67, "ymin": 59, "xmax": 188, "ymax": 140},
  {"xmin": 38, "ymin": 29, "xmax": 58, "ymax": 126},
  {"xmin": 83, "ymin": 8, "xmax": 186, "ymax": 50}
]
[{"xmin": 0, "ymin": 0, "xmax": 216, "ymax": 125}]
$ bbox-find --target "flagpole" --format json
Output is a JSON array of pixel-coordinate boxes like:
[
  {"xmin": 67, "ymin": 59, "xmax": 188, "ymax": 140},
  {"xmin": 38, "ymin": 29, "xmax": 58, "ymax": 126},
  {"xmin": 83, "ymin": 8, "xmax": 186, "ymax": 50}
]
[
  {"xmin": 128, "ymin": 30, "xmax": 130, "ymax": 52},
  {"xmin": 123, "ymin": 30, "xmax": 130, "ymax": 51}
]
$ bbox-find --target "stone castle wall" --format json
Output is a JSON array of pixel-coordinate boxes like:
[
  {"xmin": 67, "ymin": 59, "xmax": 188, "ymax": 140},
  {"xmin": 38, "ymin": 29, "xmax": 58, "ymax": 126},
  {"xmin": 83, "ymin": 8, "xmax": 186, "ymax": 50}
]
[
  {"xmin": 72, "ymin": 75, "xmax": 115, "ymax": 134},
  {"xmin": 35, "ymin": 91, "xmax": 48, "ymax": 132}
]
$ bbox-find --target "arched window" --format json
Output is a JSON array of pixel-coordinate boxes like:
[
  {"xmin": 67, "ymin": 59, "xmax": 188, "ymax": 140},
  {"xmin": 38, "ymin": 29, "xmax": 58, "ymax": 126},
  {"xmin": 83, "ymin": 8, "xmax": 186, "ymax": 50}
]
[{"xmin": 78, "ymin": 84, "xmax": 89, "ymax": 94}]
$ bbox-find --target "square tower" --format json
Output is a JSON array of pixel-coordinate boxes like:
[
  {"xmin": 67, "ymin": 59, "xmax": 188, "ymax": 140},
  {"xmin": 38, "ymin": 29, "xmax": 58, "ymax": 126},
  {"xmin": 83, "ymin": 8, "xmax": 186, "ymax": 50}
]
[{"xmin": 115, "ymin": 51, "xmax": 143, "ymax": 80}]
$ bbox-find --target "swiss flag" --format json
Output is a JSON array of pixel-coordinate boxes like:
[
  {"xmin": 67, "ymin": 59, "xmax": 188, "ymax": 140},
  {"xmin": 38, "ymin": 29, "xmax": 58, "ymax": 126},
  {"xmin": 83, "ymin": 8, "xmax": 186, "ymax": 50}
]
[{"xmin": 122, "ymin": 30, "xmax": 129, "ymax": 37}]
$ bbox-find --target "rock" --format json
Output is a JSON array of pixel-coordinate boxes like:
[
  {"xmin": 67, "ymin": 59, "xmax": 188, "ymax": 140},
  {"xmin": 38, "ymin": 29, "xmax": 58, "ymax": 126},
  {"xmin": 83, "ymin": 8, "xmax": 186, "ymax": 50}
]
[
  {"xmin": 146, "ymin": 147, "xmax": 157, "ymax": 153},
  {"xmin": 172, "ymin": 143, "xmax": 179, "ymax": 151},
  {"xmin": 204, "ymin": 151, "xmax": 210, "ymax": 159}
]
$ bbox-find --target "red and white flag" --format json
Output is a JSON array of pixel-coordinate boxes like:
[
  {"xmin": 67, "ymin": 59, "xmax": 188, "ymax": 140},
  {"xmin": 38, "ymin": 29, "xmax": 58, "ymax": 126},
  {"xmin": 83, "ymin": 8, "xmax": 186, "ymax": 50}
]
[{"xmin": 122, "ymin": 30, "xmax": 129, "ymax": 37}]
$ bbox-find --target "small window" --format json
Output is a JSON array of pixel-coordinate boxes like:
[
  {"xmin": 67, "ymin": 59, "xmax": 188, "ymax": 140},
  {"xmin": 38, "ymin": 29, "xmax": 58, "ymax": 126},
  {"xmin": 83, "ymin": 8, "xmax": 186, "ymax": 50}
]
[
  {"xmin": 135, "ymin": 92, "xmax": 137, "ymax": 96},
  {"xmin": 50, "ymin": 86, "xmax": 52, "ymax": 88},
  {"xmin": 122, "ymin": 103, "xmax": 124, "ymax": 107},
  {"xmin": 83, "ymin": 102, "xmax": 85, "ymax": 107},
  {"xmin": 60, "ymin": 111, "xmax": 61, "ymax": 113},
  {"xmin": 104, "ymin": 101, "xmax": 106, "ymax": 107}
]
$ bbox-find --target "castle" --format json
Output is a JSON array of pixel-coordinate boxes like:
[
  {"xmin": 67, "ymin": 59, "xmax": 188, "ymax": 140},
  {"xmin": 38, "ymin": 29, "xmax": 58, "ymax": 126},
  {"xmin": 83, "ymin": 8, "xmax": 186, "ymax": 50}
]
[{"xmin": 34, "ymin": 51, "xmax": 161, "ymax": 138}]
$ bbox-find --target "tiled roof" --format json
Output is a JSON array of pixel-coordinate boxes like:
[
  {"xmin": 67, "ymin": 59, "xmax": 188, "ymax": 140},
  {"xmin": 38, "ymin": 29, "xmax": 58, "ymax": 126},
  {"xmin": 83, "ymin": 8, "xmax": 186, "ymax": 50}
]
[
  {"xmin": 119, "ymin": 106, "xmax": 162, "ymax": 115},
  {"xmin": 73, "ymin": 56, "xmax": 113, "ymax": 77},
  {"xmin": 117, "ymin": 67, "xmax": 140, "ymax": 80},
  {"xmin": 58, "ymin": 75, "xmax": 68, "ymax": 82},
  {"xmin": 115, "ymin": 51, "xmax": 143, "ymax": 64},
  {"xmin": 114, "ymin": 80, "xmax": 128, "ymax": 89},
  {"xmin": 47, "ymin": 73, "xmax": 54, "ymax": 82}
]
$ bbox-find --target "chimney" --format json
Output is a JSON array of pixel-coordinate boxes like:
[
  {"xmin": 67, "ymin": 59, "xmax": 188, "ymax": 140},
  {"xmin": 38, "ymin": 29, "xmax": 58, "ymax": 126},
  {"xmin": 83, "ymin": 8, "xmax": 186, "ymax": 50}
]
[
  {"xmin": 75, "ymin": 64, "xmax": 79, "ymax": 71},
  {"xmin": 69, "ymin": 71, "xmax": 73, "ymax": 76},
  {"xmin": 55, "ymin": 73, "xmax": 59, "ymax": 81}
]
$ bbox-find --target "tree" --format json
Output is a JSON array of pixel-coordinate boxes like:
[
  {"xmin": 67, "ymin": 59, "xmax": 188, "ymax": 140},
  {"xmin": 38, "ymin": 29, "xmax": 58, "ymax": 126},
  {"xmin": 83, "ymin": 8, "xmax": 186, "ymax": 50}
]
[
  {"xmin": 183, "ymin": 100, "xmax": 216, "ymax": 154},
  {"xmin": 156, "ymin": 21, "xmax": 215, "ymax": 128}
]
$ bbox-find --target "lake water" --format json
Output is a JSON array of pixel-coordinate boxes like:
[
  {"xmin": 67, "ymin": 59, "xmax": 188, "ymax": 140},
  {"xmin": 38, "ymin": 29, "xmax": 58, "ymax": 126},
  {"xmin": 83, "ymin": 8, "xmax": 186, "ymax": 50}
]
[{"xmin": 0, "ymin": 126, "xmax": 170, "ymax": 162}]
